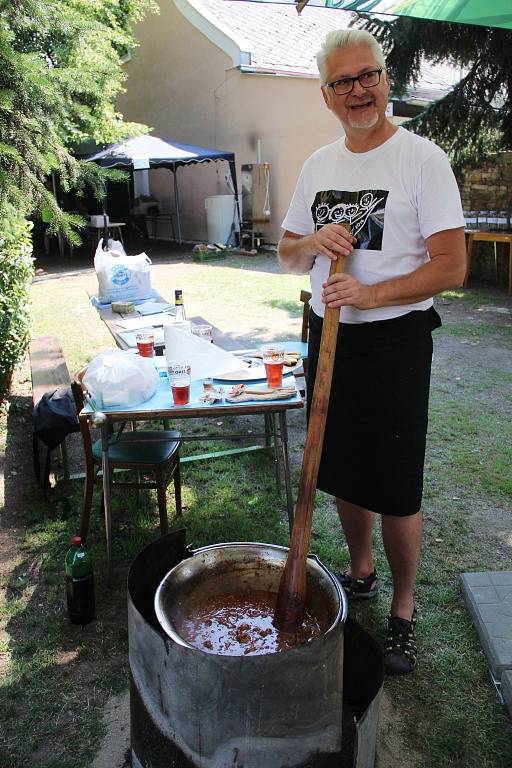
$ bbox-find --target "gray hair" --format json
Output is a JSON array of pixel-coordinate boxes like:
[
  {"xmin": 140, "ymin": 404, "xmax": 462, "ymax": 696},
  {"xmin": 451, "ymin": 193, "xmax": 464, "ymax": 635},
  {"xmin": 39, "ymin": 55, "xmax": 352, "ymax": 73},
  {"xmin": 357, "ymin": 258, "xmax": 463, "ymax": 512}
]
[{"xmin": 316, "ymin": 29, "xmax": 386, "ymax": 85}]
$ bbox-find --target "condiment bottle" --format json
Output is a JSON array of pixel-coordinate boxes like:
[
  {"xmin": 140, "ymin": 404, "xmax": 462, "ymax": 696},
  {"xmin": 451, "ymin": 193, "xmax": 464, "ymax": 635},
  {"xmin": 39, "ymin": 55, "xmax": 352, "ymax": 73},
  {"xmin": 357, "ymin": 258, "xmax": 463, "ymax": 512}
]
[{"xmin": 65, "ymin": 535, "xmax": 95, "ymax": 625}]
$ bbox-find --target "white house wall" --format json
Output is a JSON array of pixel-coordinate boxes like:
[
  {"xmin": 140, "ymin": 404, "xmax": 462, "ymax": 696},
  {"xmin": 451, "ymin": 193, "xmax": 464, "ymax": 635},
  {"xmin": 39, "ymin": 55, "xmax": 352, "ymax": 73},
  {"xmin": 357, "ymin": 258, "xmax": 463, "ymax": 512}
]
[{"xmin": 118, "ymin": 0, "xmax": 342, "ymax": 243}]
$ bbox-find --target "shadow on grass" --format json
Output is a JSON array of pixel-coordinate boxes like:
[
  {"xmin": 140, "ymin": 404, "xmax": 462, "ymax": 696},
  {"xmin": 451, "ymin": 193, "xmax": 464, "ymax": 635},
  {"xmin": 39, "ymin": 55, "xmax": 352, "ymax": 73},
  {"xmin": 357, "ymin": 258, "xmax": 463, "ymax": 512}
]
[{"xmin": 0, "ymin": 404, "xmax": 300, "ymax": 767}]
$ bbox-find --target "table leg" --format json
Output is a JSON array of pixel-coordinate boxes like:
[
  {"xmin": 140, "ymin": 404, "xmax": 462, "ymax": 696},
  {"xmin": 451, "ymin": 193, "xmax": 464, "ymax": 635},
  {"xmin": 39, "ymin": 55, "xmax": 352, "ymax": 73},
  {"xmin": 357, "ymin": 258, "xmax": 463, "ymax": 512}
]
[
  {"xmin": 60, "ymin": 439, "xmax": 70, "ymax": 481},
  {"xmin": 100, "ymin": 420, "xmax": 113, "ymax": 585},
  {"xmin": 271, "ymin": 413, "xmax": 281, "ymax": 493},
  {"xmin": 509, "ymin": 242, "xmax": 512, "ymax": 295},
  {"xmin": 464, "ymin": 233, "xmax": 474, "ymax": 287},
  {"xmin": 278, "ymin": 411, "xmax": 294, "ymax": 534},
  {"xmin": 264, "ymin": 413, "xmax": 272, "ymax": 447}
]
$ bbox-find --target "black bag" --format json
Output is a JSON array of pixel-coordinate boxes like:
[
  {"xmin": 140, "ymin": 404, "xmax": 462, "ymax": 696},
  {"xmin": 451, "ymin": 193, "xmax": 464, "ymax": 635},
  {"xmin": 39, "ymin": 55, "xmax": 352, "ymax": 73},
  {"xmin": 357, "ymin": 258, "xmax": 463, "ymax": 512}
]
[
  {"xmin": 33, "ymin": 387, "xmax": 80, "ymax": 488},
  {"xmin": 33, "ymin": 387, "xmax": 80, "ymax": 449}
]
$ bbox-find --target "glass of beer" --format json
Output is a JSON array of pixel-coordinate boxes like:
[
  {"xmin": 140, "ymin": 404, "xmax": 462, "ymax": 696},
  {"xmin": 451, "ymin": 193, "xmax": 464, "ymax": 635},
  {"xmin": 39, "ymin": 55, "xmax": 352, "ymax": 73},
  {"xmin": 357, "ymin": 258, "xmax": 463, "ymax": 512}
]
[
  {"xmin": 261, "ymin": 345, "xmax": 285, "ymax": 388},
  {"xmin": 168, "ymin": 363, "xmax": 191, "ymax": 406},
  {"xmin": 136, "ymin": 331, "xmax": 155, "ymax": 358}
]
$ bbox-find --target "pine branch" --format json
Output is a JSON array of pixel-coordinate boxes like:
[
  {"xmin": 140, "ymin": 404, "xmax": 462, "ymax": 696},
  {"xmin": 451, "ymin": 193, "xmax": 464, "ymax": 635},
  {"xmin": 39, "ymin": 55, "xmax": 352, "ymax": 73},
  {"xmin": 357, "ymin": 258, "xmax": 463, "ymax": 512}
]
[
  {"xmin": 353, "ymin": 14, "xmax": 512, "ymax": 170},
  {"xmin": 0, "ymin": 0, "xmax": 157, "ymax": 239}
]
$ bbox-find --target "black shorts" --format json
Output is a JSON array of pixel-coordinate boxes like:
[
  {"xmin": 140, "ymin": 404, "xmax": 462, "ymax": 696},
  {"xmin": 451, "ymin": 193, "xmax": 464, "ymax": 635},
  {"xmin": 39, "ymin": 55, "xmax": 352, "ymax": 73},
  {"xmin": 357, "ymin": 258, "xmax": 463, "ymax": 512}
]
[{"xmin": 307, "ymin": 306, "xmax": 441, "ymax": 517}]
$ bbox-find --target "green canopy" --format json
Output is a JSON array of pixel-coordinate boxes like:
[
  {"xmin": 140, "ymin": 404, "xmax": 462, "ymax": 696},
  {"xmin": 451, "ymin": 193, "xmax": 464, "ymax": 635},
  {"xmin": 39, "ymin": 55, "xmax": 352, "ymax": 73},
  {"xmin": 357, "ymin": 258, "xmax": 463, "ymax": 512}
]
[{"xmin": 245, "ymin": 0, "xmax": 512, "ymax": 29}]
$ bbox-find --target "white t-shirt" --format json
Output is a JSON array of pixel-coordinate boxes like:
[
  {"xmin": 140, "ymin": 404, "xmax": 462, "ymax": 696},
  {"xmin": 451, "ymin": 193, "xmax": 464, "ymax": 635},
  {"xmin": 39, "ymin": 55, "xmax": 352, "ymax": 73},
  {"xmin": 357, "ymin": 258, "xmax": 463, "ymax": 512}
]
[{"xmin": 282, "ymin": 127, "xmax": 465, "ymax": 323}]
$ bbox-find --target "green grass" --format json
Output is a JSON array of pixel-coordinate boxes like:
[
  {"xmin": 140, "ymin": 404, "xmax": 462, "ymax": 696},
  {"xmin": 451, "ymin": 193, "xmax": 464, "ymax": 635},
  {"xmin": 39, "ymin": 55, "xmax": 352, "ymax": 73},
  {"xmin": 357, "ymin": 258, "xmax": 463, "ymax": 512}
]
[
  {"xmin": 437, "ymin": 321, "xmax": 512, "ymax": 345},
  {"xmin": 1, "ymin": 257, "xmax": 511, "ymax": 767}
]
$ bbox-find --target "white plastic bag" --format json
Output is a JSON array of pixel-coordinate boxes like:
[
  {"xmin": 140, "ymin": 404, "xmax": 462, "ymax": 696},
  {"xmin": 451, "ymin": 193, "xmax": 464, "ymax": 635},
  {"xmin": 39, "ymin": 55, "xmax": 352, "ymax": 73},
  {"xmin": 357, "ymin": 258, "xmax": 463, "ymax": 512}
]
[
  {"xmin": 105, "ymin": 238, "xmax": 126, "ymax": 255},
  {"xmin": 94, "ymin": 239, "xmax": 152, "ymax": 304},
  {"xmin": 83, "ymin": 349, "xmax": 158, "ymax": 409}
]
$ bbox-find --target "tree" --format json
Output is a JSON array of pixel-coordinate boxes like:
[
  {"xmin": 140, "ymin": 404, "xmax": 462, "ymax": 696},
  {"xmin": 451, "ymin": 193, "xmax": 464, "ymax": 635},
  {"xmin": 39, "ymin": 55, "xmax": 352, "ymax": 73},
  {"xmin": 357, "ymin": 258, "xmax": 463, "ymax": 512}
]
[
  {"xmin": 355, "ymin": 14, "xmax": 512, "ymax": 172},
  {"xmin": 0, "ymin": 0, "xmax": 157, "ymax": 239},
  {"xmin": 0, "ymin": 1, "xmax": 157, "ymax": 395}
]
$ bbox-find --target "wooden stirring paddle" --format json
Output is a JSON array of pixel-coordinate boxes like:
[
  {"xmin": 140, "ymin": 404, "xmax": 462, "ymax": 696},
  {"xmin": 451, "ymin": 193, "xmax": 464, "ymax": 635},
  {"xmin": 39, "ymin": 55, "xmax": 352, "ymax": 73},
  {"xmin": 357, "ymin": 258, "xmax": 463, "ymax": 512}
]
[{"xmin": 273, "ymin": 224, "xmax": 351, "ymax": 633}]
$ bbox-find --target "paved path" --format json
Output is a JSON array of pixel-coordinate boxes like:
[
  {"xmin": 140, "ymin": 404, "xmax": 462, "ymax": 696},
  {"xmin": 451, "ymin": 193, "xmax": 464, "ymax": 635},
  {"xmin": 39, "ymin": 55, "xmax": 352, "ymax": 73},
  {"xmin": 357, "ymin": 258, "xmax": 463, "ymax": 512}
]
[{"xmin": 460, "ymin": 571, "xmax": 512, "ymax": 715}]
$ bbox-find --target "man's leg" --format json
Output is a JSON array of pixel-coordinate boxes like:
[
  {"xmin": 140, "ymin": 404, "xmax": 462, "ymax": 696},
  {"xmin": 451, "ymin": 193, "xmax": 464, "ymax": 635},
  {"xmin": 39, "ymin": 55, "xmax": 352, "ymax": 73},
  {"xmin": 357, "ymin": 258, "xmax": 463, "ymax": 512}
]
[
  {"xmin": 381, "ymin": 511, "xmax": 422, "ymax": 621},
  {"xmin": 336, "ymin": 498, "xmax": 376, "ymax": 577}
]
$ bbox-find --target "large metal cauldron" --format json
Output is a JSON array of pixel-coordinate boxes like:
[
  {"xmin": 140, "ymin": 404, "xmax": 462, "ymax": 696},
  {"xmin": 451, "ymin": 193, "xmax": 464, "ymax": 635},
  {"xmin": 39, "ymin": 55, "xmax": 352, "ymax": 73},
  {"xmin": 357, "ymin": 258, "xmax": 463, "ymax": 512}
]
[
  {"xmin": 153, "ymin": 541, "xmax": 347, "ymax": 767},
  {"xmin": 129, "ymin": 530, "xmax": 383, "ymax": 768}
]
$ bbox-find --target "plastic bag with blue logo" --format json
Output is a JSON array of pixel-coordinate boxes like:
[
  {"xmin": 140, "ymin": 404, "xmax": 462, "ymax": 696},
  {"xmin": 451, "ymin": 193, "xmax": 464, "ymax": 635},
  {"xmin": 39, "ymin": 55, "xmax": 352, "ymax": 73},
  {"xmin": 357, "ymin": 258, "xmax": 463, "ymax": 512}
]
[{"xmin": 94, "ymin": 239, "xmax": 152, "ymax": 304}]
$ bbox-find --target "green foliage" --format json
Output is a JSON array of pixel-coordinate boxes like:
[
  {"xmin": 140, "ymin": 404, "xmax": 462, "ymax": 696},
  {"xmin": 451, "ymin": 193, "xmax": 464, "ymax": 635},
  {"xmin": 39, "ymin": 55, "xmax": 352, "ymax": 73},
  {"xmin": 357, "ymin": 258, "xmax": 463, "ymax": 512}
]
[
  {"xmin": 0, "ymin": 207, "xmax": 35, "ymax": 395},
  {"xmin": 355, "ymin": 15, "xmax": 512, "ymax": 172},
  {"xmin": 0, "ymin": 0, "xmax": 157, "ymax": 237}
]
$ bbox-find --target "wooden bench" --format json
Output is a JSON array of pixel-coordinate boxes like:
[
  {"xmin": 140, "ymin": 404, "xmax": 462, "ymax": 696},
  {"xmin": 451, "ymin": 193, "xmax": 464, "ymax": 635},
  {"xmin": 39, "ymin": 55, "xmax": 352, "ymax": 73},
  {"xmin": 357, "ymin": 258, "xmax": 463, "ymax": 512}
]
[{"xmin": 29, "ymin": 336, "xmax": 71, "ymax": 489}]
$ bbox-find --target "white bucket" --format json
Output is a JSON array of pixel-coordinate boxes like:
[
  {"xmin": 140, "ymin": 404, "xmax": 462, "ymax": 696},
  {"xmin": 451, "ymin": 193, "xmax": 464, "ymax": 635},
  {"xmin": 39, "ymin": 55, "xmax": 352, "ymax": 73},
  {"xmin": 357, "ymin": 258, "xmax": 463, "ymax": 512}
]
[{"xmin": 204, "ymin": 195, "xmax": 242, "ymax": 245}]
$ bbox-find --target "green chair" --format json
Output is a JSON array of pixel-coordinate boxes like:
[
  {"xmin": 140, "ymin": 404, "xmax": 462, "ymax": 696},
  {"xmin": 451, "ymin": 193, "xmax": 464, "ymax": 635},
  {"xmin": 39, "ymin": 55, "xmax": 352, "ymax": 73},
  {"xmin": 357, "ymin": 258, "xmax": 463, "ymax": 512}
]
[{"xmin": 71, "ymin": 376, "xmax": 182, "ymax": 545}]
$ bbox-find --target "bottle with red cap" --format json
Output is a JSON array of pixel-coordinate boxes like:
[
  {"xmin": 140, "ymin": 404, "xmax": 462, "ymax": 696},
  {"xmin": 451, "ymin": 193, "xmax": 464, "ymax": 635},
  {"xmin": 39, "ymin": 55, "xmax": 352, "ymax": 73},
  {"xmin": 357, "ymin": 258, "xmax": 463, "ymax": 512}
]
[{"xmin": 65, "ymin": 535, "xmax": 95, "ymax": 625}]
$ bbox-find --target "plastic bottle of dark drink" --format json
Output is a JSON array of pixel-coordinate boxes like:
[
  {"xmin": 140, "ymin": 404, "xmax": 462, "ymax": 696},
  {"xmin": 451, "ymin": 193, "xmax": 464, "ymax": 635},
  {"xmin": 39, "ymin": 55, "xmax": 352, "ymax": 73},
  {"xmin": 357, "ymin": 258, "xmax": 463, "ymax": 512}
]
[{"xmin": 65, "ymin": 535, "xmax": 95, "ymax": 625}]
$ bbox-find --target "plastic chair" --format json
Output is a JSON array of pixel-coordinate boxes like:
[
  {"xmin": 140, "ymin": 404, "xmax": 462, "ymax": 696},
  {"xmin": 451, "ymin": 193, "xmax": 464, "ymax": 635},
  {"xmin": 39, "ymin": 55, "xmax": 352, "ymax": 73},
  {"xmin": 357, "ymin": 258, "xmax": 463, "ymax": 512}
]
[{"xmin": 71, "ymin": 376, "xmax": 182, "ymax": 545}]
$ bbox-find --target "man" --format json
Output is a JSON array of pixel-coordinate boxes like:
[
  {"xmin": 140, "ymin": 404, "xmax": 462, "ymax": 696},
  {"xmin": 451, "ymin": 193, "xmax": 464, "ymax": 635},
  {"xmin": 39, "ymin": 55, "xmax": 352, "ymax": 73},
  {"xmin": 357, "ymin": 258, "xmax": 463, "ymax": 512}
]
[{"xmin": 278, "ymin": 29, "xmax": 466, "ymax": 675}]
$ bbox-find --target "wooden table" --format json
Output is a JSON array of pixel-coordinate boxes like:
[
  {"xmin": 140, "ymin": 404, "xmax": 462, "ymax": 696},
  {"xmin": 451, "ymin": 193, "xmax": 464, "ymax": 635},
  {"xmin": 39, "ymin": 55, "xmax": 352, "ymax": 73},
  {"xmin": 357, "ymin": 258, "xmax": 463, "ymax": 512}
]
[
  {"xmin": 81, "ymin": 376, "xmax": 303, "ymax": 579},
  {"xmin": 464, "ymin": 229, "xmax": 512, "ymax": 294},
  {"xmin": 95, "ymin": 302, "xmax": 241, "ymax": 353},
  {"xmin": 86, "ymin": 295, "xmax": 306, "ymax": 577}
]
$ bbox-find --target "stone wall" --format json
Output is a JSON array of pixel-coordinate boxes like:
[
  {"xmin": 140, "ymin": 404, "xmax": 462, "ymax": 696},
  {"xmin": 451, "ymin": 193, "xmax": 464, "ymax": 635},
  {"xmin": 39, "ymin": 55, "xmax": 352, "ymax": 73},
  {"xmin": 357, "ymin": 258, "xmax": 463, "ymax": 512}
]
[
  {"xmin": 460, "ymin": 151, "xmax": 512, "ymax": 213},
  {"xmin": 459, "ymin": 152, "xmax": 512, "ymax": 287}
]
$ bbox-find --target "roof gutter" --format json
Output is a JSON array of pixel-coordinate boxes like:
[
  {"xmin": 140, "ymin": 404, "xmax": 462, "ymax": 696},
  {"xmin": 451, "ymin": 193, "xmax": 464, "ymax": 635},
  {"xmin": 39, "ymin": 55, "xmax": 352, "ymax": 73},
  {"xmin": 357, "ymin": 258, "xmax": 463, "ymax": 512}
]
[{"xmin": 172, "ymin": 0, "xmax": 251, "ymax": 67}]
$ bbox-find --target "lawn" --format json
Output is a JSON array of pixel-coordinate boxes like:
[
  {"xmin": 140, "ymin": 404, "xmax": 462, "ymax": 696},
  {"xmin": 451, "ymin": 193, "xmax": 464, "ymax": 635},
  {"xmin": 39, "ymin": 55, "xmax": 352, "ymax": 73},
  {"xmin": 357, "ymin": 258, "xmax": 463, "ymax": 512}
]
[{"xmin": 1, "ymin": 250, "xmax": 511, "ymax": 768}]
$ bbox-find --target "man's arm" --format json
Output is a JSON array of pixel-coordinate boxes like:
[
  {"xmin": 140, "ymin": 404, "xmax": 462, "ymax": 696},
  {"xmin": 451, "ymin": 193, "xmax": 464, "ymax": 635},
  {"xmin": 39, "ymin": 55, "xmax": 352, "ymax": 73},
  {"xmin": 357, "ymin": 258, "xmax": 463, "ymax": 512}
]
[
  {"xmin": 278, "ymin": 225, "xmax": 355, "ymax": 275},
  {"xmin": 322, "ymin": 227, "xmax": 467, "ymax": 310}
]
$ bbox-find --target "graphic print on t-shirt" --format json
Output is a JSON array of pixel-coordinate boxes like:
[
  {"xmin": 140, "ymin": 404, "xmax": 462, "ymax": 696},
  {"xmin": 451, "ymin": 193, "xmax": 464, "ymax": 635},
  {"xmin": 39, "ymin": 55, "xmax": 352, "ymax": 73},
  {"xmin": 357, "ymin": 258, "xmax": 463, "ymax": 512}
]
[{"xmin": 312, "ymin": 189, "xmax": 389, "ymax": 250}]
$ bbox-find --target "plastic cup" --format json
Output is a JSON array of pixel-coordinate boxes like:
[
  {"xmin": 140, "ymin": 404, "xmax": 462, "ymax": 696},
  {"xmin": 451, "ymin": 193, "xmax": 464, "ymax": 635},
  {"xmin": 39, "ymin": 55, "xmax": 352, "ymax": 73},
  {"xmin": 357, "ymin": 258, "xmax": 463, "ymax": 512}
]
[
  {"xmin": 136, "ymin": 332, "xmax": 155, "ymax": 358},
  {"xmin": 261, "ymin": 345, "xmax": 285, "ymax": 388},
  {"xmin": 168, "ymin": 363, "xmax": 191, "ymax": 405},
  {"xmin": 191, "ymin": 324, "xmax": 213, "ymax": 343},
  {"xmin": 171, "ymin": 377, "xmax": 190, "ymax": 406}
]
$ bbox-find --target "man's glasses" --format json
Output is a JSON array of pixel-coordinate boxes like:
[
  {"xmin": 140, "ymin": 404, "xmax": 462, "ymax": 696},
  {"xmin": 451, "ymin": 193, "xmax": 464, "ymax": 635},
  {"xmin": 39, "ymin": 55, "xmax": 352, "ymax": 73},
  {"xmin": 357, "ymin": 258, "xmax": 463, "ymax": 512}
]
[{"xmin": 326, "ymin": 68, "xmax": 383, "ymax": 96}]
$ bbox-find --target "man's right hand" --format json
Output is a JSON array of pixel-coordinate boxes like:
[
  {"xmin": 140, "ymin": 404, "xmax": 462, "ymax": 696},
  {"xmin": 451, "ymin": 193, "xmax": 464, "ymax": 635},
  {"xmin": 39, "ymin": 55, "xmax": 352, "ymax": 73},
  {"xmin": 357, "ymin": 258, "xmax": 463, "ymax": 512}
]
[
  {"xmin": 278, "ymin": 225, "xmax": 356, "ymax": 274},
  {"xmin": 310, "ymin": 223, "xmax": 356, "ymax": 261}
]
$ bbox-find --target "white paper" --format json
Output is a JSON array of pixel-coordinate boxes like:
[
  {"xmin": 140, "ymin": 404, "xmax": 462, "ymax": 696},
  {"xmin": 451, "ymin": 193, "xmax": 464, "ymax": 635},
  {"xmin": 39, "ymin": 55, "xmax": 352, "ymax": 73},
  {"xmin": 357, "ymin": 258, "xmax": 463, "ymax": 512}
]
[
  {"xmin": 136, "ymin": 301, "xmax": 174, "ymax": 315},
  {"xmin": 163, "ymin": 321, "xmax": 248, "ymax": 381},
  {"xmin": 115, "ymin": 314, "xmax": 171, "ymax": 331}
]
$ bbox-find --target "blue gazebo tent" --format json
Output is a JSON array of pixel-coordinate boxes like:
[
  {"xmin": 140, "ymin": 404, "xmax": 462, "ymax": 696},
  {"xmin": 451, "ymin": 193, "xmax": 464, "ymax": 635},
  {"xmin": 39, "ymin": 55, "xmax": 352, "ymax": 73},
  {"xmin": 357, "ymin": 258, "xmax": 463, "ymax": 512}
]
[{"xmin": 85, "ymin": 135, "xmax": 240, "ymax": 244}]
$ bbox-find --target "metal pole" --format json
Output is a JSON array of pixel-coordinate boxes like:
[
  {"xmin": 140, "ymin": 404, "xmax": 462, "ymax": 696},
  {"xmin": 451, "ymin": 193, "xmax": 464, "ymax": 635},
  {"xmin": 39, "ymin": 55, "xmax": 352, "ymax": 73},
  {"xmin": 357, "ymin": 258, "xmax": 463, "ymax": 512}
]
[
  {"xmin": 278, "ymin": 411, "xmax": 294, "ymax": 534},
  {"xmin": 101, "ymin": 419, "xmax": 113, "ymax": 584},
  {"xmin": 271, "ymin": 413, "xmax": 281, "ymax": 494},
  {"xmin": 102, "ymin": 179, "xmax": 109, "ymax": 249},
  {"xmin": 173, "ymin": 167, "xmax": 182, "ymax": 243},
  {"xmin": 91, "ymin": 411, "xmax": 113, "ymax": 584}
]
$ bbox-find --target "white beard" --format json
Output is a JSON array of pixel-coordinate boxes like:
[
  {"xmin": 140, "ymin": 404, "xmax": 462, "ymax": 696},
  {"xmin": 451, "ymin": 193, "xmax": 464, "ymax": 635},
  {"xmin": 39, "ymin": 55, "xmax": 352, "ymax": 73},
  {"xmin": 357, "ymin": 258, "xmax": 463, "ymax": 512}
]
[{"xmin": 346, "ymin": 108, "xmax": 379, "ymax": 130}]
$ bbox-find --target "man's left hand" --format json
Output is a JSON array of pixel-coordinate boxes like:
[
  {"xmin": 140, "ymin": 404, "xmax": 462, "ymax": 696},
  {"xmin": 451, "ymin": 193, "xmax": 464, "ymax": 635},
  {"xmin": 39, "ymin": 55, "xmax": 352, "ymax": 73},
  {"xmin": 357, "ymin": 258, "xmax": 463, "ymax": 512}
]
[{"xmin": 322, "ymin": 273, "xmax": 377, "ymax": 310}]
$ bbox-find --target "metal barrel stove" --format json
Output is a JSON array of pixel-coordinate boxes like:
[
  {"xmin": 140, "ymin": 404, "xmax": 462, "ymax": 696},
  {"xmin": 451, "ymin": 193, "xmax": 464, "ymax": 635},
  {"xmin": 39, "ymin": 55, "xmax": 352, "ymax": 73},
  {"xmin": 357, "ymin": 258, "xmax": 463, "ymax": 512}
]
[{"xmin": 128, "ymin": 530, "xmax": 383, "ymax": 768}]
